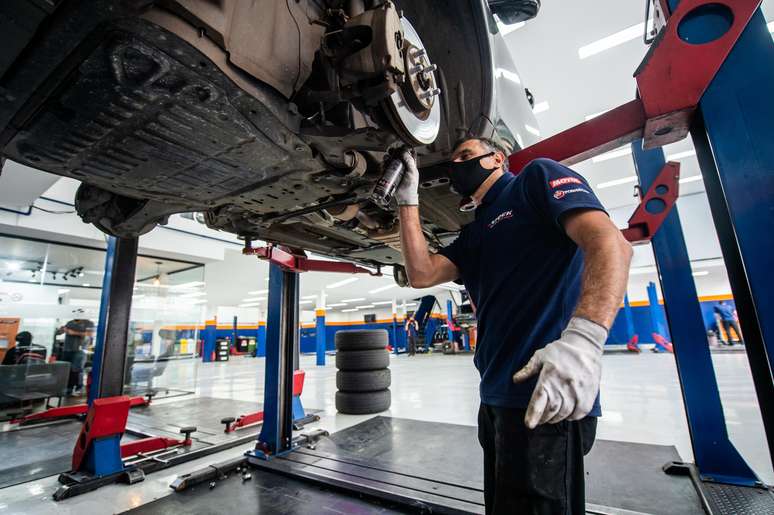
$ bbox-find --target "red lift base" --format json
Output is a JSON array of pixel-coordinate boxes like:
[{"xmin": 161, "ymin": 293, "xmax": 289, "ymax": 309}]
[
  {"xmin": 220, "ymin": 370, "xmax": 317, "ymax": 433},
  {"xmin": 10, "ymin": 394, "xmax": 151, "ymax": 426}
]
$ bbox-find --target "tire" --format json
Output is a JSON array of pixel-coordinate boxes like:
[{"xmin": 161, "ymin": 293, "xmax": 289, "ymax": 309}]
[
  {"xmin": 337, "ymin": 369, "xmax": 392, "ymax": 392},
  {"xmin": 334, "ymin": 329, "xmax": 388, "ymax": 351},
  {"xmin": 335, "ymin": 390, "xmax": 391, "ymax": 415},
  {"xmin": 335, "ymin": 349, "xmax": 390, "ymax": 371}
]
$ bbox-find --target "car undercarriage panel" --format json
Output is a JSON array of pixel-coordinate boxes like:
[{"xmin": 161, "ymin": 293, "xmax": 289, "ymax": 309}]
[{"xmin": 0, "ymin": 0, "xmax": 535, "ymax": 267}]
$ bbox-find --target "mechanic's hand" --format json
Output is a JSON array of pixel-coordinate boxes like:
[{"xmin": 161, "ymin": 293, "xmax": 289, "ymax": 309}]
[
  {"xmin": 395, "ymin": 150, "xmax": 419, "ymax": 206},
  {"xmin": 513, "ymin": 317, "xmax": 607, "ymax": 428}
]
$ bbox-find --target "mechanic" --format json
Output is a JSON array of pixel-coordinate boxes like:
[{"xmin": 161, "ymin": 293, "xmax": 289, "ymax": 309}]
[
  {"xmin": 405, "ymin": 315, "xmax": 419, "ymax": 356},
  {"xmin": 395, "ymin": 138, "xmax": 633, "ymax": 514},
  {"xmin": 713, "ymin": 300, "xmax": 743, "ymax": 345}
]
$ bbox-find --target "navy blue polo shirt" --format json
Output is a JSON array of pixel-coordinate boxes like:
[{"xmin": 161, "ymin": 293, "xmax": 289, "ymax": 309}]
[
  {"xmin": 439, "ymin": 158, "xmax": 607, "ymax": 416},
  {"xmin": 714, "ymin": 303, "xmax": 734, "ymax": 321}
]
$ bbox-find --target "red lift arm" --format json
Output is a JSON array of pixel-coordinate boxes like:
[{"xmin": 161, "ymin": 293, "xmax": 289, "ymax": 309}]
[
  {"xmin": 244, "ymin": 244, "xmax": 383, "ymax": 275},
  {"xmin": 509, "ymin": 0, "xmax": 760, "ymax": 172},
  {"xmin": 506, "ymin": 0, "xmax": 759, "ymax": 245}
]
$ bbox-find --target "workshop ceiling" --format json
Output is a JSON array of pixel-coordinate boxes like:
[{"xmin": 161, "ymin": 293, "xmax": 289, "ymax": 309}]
[{"xmin": 504, "ymin": 0, "xmax": 774, "ymax": 211}]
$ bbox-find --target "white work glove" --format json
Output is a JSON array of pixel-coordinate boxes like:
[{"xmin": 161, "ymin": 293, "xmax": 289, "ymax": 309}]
[
  {"xmin": 395, "ymin": 150, "xmax": 419, "ymax": 206},
  {"xmin": 513, "ymin": 317, "xmax": 607, "ymax": 428}
]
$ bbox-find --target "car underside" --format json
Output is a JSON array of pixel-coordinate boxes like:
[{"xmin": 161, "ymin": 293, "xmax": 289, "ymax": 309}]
[{"xmin": 0, "ymin": 0, "xmax": 538, "ymax": 269}]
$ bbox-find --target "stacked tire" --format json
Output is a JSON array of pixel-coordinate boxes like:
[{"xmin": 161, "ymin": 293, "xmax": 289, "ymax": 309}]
[{"xmin": 335, "ymin": 330, "xmax": 391, "ymax": 414}]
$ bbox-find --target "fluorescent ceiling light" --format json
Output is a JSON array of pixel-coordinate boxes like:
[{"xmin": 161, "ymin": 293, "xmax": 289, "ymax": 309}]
[
  {"xmin": 341, "ymin": 297, "xmax": 365, "ymax": 303},
  {"xmin": 57, "ymin": 288, "xmax": 70, "ymax": 294},
  {"xmin": 404, "ymin": 302, "xmax": 417, "ymax": 307},
  {"xmin": 372, "ymin": 300, "xmax": 393, "ymax": 306},
  {"xmin": 341, "ymin": 308, "xmax": 359, "ymax": 313},
  {"xmin": 768, "ymin": 21, "xmax": 774, "ymax": 33},
  {"xmin": 169, "ymin": 281, "xmax": 204, "ymax": 289},
  {"xmin": 83, "ymin": 283, "xmax": 91, "ymax": 287},
  {"xmin": 585, "ymin": 109, "xmax": 611, "ymax": 121},
  {"xmin": 592, "ymin": 146, "xmax": 632, "ymax": 163},
  {"xmin": 133, "ymin": 294, "xmax": 145, "ymax": 299},
  {"xmin": 369, "ymin": 283, "xmax": 397, "ymax": 294},
  {"xmin": 666, "ymin": 150, "xmax": 696, "ymax": 160},
  {"xmin": 597, "ymin": 176, "xmax": 638, "ymax": 189},
  {"xmin": 532, "ymin": 101, "xmax": 550, "ymax": 114},
  {"xmin": 495, "ymin": 15, "xmax": 526, "ymax": 36},
  {"xmin": 5, "ymin": 261, "xmax": 22, "ymax": 271},
  {"xmin": 524, "ymin": 124, "xmax": 541, "ymax": 137},
  {"xmin": 301, "ymin": 295, "xmax": 317, "ymax": 300},
  {"xmin": 327, "ymin": 303, "xmax": 347, "ymax": 308},
  {"xmin": 242, "ymin": 297, "xmax": 262, "ymax": 302},
  {"xmin": 680, "ymin": 175, "xmax": 703, "ymax": 184},
  {"xmin": 248, "ymin": 289, "xmax": 269, "ymax": 295},
  {"xmin": 356, "ymin": 305, "xmax": 375, "ymax": 309},
  {"xmin": 326, "ymin": 277, "xmax": 359, "ymax": 289},
  {"xmin": 579, "ymin": 23, "xmax": 644, "ymax": 59},
  {"xmin": 178, "ymin": 291, "xmax": 206, "ymax": 298},
  {"xmin": 240, "ymin": 302, "xmax": 261, "ymax": 308},
  {"xmin": 692, "ymin": 271, "xmax": 709, "ymax": 277},
  {"xmin": 494, "ymin": 67, "xmax": 521, "ymax": 84},
  {"xmin": 630, "ymin": 266, "xmax": 657, "ymax": 275},
  {"xmin": 300, "ymin": 300, "xmax": 314, "ymax": 305},
  {"xmin": 190, "ymin": 299, "xmax": 207, "ymax": 305}
]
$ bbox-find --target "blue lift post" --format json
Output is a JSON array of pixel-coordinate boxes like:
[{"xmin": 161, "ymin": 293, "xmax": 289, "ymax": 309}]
[
  {"xmin": 631, "ymin": 141, "xmax": 760, "ymax": 486},
  {"xmin": 315, "ymin": 307, "xmax": 326, "ymax": 366},
  {"xmin": 646, "ymin": 281, "xmax": 665, "ymax": 337},
  {"xmin": 623, "ymin": 294, "xmax": 636, "ymax": 343},
  {"xmin": 88, "ymin": 236, "xmax": 117, "ymax": 406},
  {"xmin": 57, "ymin": 237, "xmax": 139, "ymax": 498},
  {"xmin": 674, "ymin": 1, "xmax": 774, "ymax": 469},
  {"xmin": 249, "ymin": 262, "xmax": 298, "ymax": 458}
]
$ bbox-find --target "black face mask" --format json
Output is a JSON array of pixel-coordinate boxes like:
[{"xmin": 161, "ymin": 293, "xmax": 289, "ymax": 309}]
[{"xmin": 448, "ymin": 152, "xmax": 496, "ymax": 197}]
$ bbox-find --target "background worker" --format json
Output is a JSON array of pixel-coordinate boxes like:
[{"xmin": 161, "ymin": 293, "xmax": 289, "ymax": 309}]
[
  {"xmin": 714, "ymin": 300, "xmax": 743, "ymax": 345},
  {"xmin": 405, "ymin": 315, "xmax": 419, "ymax": 356},
  {"xmin": 394, "ymin": 138, "xmax": 633, "ymax": 514},
  {"xmin": 1, "ymin": 331, "xmax": 46, "ymax": 365}
]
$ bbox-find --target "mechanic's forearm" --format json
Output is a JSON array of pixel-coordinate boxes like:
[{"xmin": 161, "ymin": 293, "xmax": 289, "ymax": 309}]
[
  {"xmin": 573, "ymin": 231, "xmax": 633, "ymax": 329},
  {"xmin": 398, "ymin": 205, "xmax": 435, "ymax": 287}
]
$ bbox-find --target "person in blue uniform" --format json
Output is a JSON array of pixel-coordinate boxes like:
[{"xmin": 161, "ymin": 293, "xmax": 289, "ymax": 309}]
[
  {"xmin": 395, "ymin": 138, "xmax": 633, "ymax": 514},
  {"xmin": 713, "ymin": 300, "xmax": 742, "ymax": 345}
]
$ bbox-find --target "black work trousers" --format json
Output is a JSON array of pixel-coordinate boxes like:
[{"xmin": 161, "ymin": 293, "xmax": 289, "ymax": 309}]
[
  {"xmin": 721, "ymin": 319, "xmax": 743, "ymax": 343},
  {"xmin": 477, "ymin": 404, "xmax": 597, "ymax": 515}
]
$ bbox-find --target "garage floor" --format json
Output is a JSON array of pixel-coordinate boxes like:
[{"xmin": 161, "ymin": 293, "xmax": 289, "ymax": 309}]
[{"xmin": 0, "ymin": 351, "xmax": 770, "ymax": 514}]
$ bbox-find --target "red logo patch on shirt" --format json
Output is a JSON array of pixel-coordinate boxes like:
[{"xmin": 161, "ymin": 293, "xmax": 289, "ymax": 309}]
[{"xmin": 549, "ymin": 177, "xmax": 583, "ymax": 189}]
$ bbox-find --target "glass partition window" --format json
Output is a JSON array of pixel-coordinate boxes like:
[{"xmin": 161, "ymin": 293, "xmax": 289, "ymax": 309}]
[{"xmin": 0, "ymin": 234, "xmax": 204, "ymax": 414}]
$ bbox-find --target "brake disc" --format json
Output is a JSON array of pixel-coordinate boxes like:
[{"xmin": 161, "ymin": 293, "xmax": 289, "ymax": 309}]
[{"xmin": 381, "ymin": 16, "xmax": 441, "ymax": 146}]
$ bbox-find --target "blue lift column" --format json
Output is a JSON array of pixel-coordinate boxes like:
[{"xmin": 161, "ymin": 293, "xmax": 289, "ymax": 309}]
[
  {"xmin": 631, "ymin": 141, "xmax": 759, "ymax": 486},
  {"xmin": 249, "ymin": 262, "xmax": 299, "ymax": 458},
  {"xmin": 315, "ymin": 307, "xmax": 326, "ymax": 367},
  {"xmin": 668, "ymin": 0, "xmax": 774, "ymax": 468},
  {"xmin": 88, "ymin": 236, "xmax": 117, "ymax": 406}
]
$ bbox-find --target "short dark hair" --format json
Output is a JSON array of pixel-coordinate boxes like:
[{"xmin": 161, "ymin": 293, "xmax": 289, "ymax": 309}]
[
  {"xmin": 15, "ymin": 331, "xmax": 32, "ymax": 346},
  {"xmin": 452, "ymin": 137, "xmax": 509, "ymax": 172}
]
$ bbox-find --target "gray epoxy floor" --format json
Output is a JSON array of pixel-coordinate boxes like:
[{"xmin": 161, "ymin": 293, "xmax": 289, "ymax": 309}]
[{"xmin": 0, "ymin": 351, "xmax": 770, "ymax": 514}]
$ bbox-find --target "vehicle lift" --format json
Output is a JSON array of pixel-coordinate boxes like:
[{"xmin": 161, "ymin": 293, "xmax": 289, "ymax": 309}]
[
  {"xmin": 49, "ymin": 0, "xmax": 773, "ymax": 512},
  {"xmin": 169, "ymin": 1, "xmax": 772, "ymax": 513}
]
